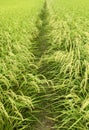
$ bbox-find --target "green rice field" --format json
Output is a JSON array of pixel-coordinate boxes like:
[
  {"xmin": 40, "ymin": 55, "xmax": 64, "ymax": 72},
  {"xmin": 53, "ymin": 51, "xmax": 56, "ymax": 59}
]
[{"xmin": 0, "ymin": 0, "xmax": 89, "ymax": 129}]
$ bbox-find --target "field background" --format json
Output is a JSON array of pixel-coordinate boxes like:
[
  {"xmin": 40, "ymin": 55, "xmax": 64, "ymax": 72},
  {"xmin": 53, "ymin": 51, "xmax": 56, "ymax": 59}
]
[{"xmin": 0, "ymin": 0, "xmax": 89, "ymax": 130}]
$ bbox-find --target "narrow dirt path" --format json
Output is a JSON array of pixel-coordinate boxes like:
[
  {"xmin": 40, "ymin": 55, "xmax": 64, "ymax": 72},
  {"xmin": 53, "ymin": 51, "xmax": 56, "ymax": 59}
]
[
  {"xmin": 31, "ymin": 1, "xmax": 55, "ymax": 129},
  {"xmin": 35, "ymin": 112, "xmax": 54, "ymax": 130}
]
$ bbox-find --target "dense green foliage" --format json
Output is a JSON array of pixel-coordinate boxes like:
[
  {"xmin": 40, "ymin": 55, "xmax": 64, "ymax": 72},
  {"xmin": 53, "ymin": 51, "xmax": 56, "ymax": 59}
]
[{"xmin": 1, "ymin": 0, "xmax": 89, "ymax": 130}]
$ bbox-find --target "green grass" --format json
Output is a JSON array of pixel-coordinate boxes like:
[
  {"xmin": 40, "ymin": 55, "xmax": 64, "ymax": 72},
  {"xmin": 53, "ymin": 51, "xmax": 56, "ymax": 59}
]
[{"xmin": 0, "ymin": 0, "xmax": 89, "ymax": 130}]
